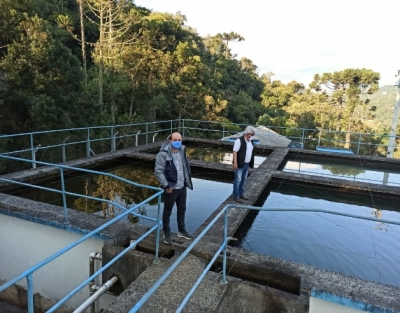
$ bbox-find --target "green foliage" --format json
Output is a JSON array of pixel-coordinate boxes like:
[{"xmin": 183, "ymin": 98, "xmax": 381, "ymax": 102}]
[{"xmin": 0, "ymin": 0, "xmax": 393, "ymax": 161}]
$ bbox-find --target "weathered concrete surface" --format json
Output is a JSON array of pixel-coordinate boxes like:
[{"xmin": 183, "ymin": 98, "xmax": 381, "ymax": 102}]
[
  {"xmin": 218, "ymin": 247, "xmax": 400, "ymax": 312},
  {"xmin": 218, "ymin": 280, "xmax": 308, "ymax": 313},
  {"xmin": 102, "ymin": 243, "xmax": 160, "ymax": 295},
  {"xmin": 0, "ymin": 301, "xmax": 27, "ymax": 313},
  {"xmin": 104, "ymin": 255, "xmax": 229, "ymax": 313},
  {"xmin": 104, "ymin": 254, "xmax": 308, "ymax": 313}
]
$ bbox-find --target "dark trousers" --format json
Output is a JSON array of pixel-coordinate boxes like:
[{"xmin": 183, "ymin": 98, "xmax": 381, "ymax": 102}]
[{"xmin": 162, "ymin": 187, "xmax": 187, "ymax": 234}]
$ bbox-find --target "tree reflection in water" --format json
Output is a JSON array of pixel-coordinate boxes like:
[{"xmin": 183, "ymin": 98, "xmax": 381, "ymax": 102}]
[{"xmin": 72, "ymin": 165, "xmax": 159, "ymax": 218}]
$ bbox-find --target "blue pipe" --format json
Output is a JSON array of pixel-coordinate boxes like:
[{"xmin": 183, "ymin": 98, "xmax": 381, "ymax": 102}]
[
  {"xmin": 27, "ymin": 274, "xmax": 33, "ymax": 313},
  {"xmin": 59, "ymin": 168, "xmax": 69, "ymax": 224},
  {"xmin": 222, "ymin": 208, "xmax": 228, "ymax": 284}
]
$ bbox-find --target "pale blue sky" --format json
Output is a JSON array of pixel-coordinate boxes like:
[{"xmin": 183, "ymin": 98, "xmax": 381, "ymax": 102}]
[{"xmin": 136, "ymin": 0, "xmax": 400, "ymax": 88}]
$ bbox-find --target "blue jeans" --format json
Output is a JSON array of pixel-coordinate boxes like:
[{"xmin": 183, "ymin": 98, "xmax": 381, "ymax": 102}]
[{"xmin": 233, "ymin": 163, "xmax": 249, "ymax": 199}]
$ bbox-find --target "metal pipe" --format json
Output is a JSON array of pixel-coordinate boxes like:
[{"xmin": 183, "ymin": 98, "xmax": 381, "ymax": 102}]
[
  {"xmin": 89, "ymin": 252, "xmax": 103, "ymax": 313},
  {"xmin": 86, "ymin": 128, "xmax": 90, "ymax": 158},
  {"xmin": 152, "ymin": 133, "xmax": 158, "ymax": 143},
  {"xmin": 30, "ymin": 134, "xmax": 35, "ymax": 169},
  {"xmin": 62, "ymin": 137, "xmax": 70, "ymax": 163},
  {"xmin": 73, "ymin": 276, "xmax": 118, "ymax": 313},
  {"xmin": 59, "ymin": 168, "xmax": 69, "ymax": 224},
  {"xmin": 27, "ymin": 274, "xmax": 33, "ymax": 313}
]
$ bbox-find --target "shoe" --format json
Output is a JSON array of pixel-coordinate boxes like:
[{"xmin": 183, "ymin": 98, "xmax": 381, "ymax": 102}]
[
  {"xmin": 240, "ymin": 196, "xmax": 249, "ymax": 200},
  {"xmin": 234, "ymin": 198, "xmax": 243, "ymax": 203},
  {"xmin": 177, "ymin": 230, "xmax": 193, "ymax": 240},
  {"xmin": 163, "ymin": 233, "xmax": 172, "ymax": 244}
]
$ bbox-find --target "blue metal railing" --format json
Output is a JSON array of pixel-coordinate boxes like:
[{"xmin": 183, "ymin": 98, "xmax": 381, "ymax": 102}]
[
  {"xmin": 0, "ymin": 154, "xmax": 164, "ymax": 312},
  {"xmin": 1, "ymin": 120, "xmax": 399, "ymax": 170},
  {"xmin": 128, "ymin": 204, "xmax": 400, "ymax": 313}
]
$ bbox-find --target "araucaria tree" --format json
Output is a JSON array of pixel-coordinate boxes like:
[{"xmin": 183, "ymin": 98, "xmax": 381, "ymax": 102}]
[{"xmin": 310, "ymin": 68, "xmax": 380, "ymax": 148}]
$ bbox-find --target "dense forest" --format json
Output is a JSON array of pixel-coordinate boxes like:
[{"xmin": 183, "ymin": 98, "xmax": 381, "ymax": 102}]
[{"xmin": 0, "ymin": 0, "xmax": 398, "ymax": 153}]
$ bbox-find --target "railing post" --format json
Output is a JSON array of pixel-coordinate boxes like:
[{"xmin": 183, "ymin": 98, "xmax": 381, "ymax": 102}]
[
  {"xmin": 301, "ymin": 128, "xmax": 305, "ymax": 145},
  {"xmin": 111, "ymin": 127, "xmax": 115, "ymax": 152},
  {"xmin": 30, "ymin": 134, "xmax": 36, "ymax": 169},
  {"xmin": 86, "ymin": 128, "xmax": 91, "ymax": 158},
  {"xmin": 182, "ymin": 119, "xmax": 185, "ymax": 137},
  {"xmin": 154, "ymin": 194, "xmax": 162, "ymax": 264},
  {"xmin": 222, "ymin": 207, "xmax": 228, "ymax": 284},
  {"xmin": 59, "ymin": 168, "xmax": 69, "ymax": 224},
  {"xmin": 27, "ymin": 273, "xmax": 34, "ymax": 313},
  {"xmin": 170, "ymin": 120, "xmax": 173, "ymax": 135},
  {"xmin": 357, "ymin": 133, "xmax": 362, "ymax": 155},
  {"xmin": 318, "ymin": 130, "xmax": 322, "ymax": 146},
  {"xmin": 222, "ymin": 124, "xmax": 225, "ymax": 138},
  {"xmin": 146, "ymin": 123, "xmax": 149, "ymax": 145},
  {"xmin": 62, "ymin": 136, "xmax": 69, "ymax": 163},
  {"xmin": 135, "ymin": 131, "xmax": 141, "ymax": 147}
]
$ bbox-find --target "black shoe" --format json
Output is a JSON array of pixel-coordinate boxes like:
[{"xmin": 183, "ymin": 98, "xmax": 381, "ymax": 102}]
[
  {"xmin": 240, "ymin": 195, "xmax": 249, "ymax": 200},
  {"xmin": 177, "ymin": 230, "xmax": 193, "ymax": 240},
  {"xmin": 234, "ymin": 198, "xmax": 243, "ymax": 203},
  {"xmin": 163, "ymin": 233, "xmax": 172, "ymax": 244}
]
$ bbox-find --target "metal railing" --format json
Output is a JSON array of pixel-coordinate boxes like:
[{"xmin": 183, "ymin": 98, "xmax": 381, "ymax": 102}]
[
  {"xmin": 1, "ymin": 120, "xmax": 399, "ymax": 173},
  {"xmin": 0, "ymin": 154, "xmax": 164, "ymax": 313},
  {"xmin": 127, "ymin": 204, "xmax": 400, "ymax": 312}
]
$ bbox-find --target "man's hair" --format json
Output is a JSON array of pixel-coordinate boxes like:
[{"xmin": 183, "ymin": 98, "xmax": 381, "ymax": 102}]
[{"xmin": 244, "ymin": 126, "xmax": 256, "ymax": 135}]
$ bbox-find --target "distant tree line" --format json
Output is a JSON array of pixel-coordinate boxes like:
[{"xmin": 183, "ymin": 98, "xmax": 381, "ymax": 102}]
[{"xmin": 0, "ymin": 0, "xmax": 393, "ymax": 160}]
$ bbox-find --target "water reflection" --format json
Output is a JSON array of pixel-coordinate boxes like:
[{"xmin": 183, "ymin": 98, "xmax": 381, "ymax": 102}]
[
  {"xmin": 185, "ymin": 146, "xmax": 266, "ymax": 168},
  {"xmin": 372, "ymin": 209, "xmax": 387, "ymax": 232},
  {"xmin": 71, "ymin": 166, "xmax": 160, "ymax": 217},
  {"xmin": 8, "ymin": 160, "xmax": 233, "ymax": 233},
  {"xmin": 233, "ymin": 181, "xmax": 400, "ymax": 287},
  {"xmin": 283, "ymin": 160, "xmax": 400, "ymax": 186}
]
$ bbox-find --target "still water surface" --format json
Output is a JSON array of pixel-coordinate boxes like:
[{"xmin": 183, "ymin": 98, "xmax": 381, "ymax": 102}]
[
  {"xmin": 7, "ymin": 160, "xmax": 233, "ymax": 234},
  {"xmin": 282, "ymin": 156, "xmax": 400, "ymax": 187},
  {"xmin": 232, "ymin": 180, "xmax": 400, "ymax": 287}
]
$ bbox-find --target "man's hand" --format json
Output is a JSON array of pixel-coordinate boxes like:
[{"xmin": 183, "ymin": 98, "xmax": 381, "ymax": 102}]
[
  {"xmin": 165, "ymin": 187, "xmax": 173, "ymax": 193},
  {"xmin": 233, "ymin": 163, "xmax": 238, "ymax": 170}
]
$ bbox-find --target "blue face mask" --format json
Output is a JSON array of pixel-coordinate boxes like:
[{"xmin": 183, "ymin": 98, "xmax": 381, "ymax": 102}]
[{"xmin": 171, "ymin": 141, "xmax": 182, "ymax": 149}]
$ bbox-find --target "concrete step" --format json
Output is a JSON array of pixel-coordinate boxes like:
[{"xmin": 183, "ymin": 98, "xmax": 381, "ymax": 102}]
[
  {"xmin": 0, "ymin": 301, "xmax": 27, "ymax": 313},
  {"xmin": 104, "ymin": 254, "xmax": 229, "ymax": 313}
]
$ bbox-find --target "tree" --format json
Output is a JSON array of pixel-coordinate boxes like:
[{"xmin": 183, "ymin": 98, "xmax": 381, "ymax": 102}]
[
  {"xmin": 216, "ymin": 32, "xmax": 244, "ymax": 59},
  {"xmin": 310, "ymin": 69, "xmax": 380, "ymax": 148}
]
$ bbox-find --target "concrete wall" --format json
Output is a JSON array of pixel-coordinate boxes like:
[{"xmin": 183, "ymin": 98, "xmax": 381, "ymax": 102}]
[{"xmin": 0, "ymin": 214, "xmax": 115, "ymax": 311}]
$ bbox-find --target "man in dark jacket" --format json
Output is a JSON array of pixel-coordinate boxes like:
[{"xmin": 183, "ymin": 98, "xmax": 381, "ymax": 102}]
[
  {"xmin": 154, "ymin": 132, "xmax": 193, "ymax": 244},
  {"xmin": 232, "ymin": 126, "xmax": 256, "ymax": 203}
]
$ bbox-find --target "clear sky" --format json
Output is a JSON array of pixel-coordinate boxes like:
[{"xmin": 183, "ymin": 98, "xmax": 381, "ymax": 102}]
[{"xmin": 135, "ymin": 0, "xmax": 400, "ymax": 88}]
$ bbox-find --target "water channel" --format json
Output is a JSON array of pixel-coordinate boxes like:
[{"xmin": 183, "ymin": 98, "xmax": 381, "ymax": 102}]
[
  {"xmin": 232, "ymin": 179, "xmax": 400, "ymax": 287},
  {"xmin": 281, "ymin": 154, "xmax": 400, "ymax": 187},
  {"xmin": 5, "ymin": 159, "xmax": 233, "ymax": 234}
]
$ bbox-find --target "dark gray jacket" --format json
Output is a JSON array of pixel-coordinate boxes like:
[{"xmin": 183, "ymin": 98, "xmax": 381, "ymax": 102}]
[{"xmin": 154, "ymin": 142, "xmax": 193, "ymax": 190}]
